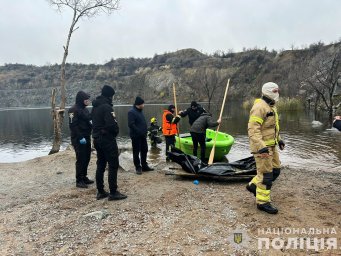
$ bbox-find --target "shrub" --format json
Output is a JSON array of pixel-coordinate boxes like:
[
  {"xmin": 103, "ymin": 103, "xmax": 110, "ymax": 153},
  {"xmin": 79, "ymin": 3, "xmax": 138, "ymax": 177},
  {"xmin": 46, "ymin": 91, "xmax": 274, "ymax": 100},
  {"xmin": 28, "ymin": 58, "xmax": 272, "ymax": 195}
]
[{"xmin": 242, "ymin": 97, "xmax": 304, "ymax": 111}]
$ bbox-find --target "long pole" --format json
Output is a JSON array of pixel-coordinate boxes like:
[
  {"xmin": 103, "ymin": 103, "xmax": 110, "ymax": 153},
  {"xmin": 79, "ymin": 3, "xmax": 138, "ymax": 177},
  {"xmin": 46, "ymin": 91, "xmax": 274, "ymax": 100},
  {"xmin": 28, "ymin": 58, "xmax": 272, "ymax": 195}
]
[
  {"xmin": 173, "ymin": 83, "xmax": 181, "ymax": 150},
  {"xmin": 208, "ymin": 79, "xmax": 230, "ymax": 165}
]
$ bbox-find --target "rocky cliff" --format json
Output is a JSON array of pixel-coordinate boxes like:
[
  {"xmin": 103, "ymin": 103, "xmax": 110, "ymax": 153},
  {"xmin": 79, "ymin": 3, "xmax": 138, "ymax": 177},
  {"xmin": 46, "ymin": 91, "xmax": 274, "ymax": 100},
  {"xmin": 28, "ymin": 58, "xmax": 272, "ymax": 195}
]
[{"xmin": 0, "ymin": 43, "xmax": 340, "ymax": 107}]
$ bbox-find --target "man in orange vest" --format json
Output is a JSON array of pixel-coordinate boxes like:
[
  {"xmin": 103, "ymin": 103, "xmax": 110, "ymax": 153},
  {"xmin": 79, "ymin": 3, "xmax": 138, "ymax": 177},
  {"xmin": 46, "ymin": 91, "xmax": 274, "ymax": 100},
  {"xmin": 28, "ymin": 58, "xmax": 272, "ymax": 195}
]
[{"xmin": 162, "ymin": 105, "xmax": 181, "ymax": 161}]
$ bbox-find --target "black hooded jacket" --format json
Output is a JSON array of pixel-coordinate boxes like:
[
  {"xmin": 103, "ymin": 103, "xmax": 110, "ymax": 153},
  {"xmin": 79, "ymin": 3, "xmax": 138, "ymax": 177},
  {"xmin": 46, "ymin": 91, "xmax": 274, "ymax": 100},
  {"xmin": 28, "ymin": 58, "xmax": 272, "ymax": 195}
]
[
  {"xmin": 91, "ymin": 95, "xmax": 119, "ymax": 139},
  {"xmin": 333, "ymin": 119, "xmax": 341, "ymax": 131},
  {"xmin": 190, "ymin": 112, "xmax": 219, "ymax": 134},
  {"xmin": 68, "ymin": 91, "xmax": 92, "ymax": 140},
  {"xmin": 179, "ymin": 105, "xmax": 206, "ymax": 125}
]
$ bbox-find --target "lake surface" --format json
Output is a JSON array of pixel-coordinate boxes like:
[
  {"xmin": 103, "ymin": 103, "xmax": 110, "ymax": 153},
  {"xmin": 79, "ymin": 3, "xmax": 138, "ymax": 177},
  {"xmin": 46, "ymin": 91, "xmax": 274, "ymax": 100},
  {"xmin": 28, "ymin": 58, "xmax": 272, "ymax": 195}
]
[{"xmin": 0, "ymin": 103, "xmax": 340, "ymax": 169}]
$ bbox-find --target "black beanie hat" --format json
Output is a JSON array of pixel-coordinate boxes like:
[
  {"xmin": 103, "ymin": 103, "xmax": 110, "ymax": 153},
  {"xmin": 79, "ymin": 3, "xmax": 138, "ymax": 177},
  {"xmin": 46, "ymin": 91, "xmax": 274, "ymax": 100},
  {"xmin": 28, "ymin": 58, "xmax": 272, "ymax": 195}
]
[
  {"xmin": 168, "ymin": 104, "xmax": 175, "ymax": 111},
  {"xmin": 191, "ymin": 101, "xmax": 198, "ymax": 107},
  {"xmin": 134, "ymin": 96, "xmax": 144, "ymax": 105},
  {"xmin": 101, "ymin": 85, "xmax": 115, "ymax": 98}
]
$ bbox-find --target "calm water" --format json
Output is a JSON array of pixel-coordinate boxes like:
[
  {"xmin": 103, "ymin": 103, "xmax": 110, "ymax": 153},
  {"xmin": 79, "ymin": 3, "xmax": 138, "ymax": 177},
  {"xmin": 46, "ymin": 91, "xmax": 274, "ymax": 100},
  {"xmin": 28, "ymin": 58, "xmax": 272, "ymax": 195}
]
[{"xmin": 0, "ymin": 103, "xmax": 340, "ymax": 169}]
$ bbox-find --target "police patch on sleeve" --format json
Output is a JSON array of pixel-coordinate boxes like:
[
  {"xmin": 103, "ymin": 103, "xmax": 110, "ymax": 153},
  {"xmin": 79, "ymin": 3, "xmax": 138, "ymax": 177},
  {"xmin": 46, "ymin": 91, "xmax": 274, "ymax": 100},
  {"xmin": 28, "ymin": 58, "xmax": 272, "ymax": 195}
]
[{"xmin": 69, "ymin": 113, "xmax": 74, "ymax": 123}]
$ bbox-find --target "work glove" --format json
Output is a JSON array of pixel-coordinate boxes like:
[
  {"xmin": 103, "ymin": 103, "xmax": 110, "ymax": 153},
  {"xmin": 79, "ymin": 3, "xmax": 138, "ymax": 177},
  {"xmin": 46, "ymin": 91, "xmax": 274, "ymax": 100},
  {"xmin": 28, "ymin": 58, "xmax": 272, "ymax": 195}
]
[
  {"xmin": 79, "ymin": 137, "xmax": 87, "ymax": 144},
  {"xmin": 174, "ymin": 115, "xmax": 181, "ymax": 123},
  {"xmin": 258, "ymin": 147, "xmax": 270, "ymax": 158},
  {"xmin": 278, "ymin": 140, "xmax": 285, "ymax": 150}
]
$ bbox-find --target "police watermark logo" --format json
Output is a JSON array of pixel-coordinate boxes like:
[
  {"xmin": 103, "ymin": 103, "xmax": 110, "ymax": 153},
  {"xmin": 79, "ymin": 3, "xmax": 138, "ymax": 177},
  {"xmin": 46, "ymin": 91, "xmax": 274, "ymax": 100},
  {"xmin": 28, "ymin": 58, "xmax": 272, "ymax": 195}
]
[
  {"xmin": 227, "ymin": 226, "xmax": 251, "ymax": 249},
  {"xmin": 257, "ymin": 227, "xmax": 339, "ymax": 251},
  {"xmin": 234, "ymin": 233, "xmax": 243, "ymax": 244},
  {"xmin": 69, "ymin": 113, "xmax": 74, "ymax": 123}
]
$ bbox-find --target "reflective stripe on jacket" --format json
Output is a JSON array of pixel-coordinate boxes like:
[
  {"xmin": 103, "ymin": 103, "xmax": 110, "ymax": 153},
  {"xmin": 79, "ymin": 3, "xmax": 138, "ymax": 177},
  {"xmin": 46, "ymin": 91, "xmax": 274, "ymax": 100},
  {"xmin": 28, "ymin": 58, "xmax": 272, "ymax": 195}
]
[
  {"xmin": 162, "ymin": 110, "xmax": 178, "ymax": 136},
  {"xmin": 248, "ymin": 98, "xmax": 280, "ymax": 153}
]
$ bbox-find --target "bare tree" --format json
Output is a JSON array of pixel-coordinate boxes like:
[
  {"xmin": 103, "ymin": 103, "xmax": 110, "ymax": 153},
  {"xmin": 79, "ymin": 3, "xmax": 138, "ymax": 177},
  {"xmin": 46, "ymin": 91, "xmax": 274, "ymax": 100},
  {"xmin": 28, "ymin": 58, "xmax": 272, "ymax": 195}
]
[
  {"xmin": 47, "ymin": 0, "xmax": 120, "ymax": 154},
  {"xmin": 302, "ymin": 48, "xmax": 341, "ymax": 125},
  {"xmin": 201, "ymin": 68, "xmax": 227, "ymax": 111}
]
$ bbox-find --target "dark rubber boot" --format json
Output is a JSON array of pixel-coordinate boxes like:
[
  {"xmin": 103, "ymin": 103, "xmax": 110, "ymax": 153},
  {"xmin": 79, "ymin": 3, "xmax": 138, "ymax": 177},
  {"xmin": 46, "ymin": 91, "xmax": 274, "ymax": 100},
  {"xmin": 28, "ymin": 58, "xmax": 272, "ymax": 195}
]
[
  {"xmin": 257, "ymin": 202, "xmax": 278, "ymax": 214},
  {"xmin": 246, "ymin": 184, "xmax": 256, "ymax": 197}
]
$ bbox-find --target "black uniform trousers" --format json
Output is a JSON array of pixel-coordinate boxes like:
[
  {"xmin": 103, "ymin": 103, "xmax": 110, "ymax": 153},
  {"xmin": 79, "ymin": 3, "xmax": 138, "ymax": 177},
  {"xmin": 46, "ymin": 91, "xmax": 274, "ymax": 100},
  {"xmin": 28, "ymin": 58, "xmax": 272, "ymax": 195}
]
[
  {"xmin": 190, "ymin": 132, "xmax": 206, "ymax": 161},
  {"xmin": 165, "ymin": 135, "xmax": 176, "ymax": 156},
  {"xmin": 131, "ymin": 136, "xmax": 148, "ymax": 169},
  {"xmin": 93, "ymin": 136, "xmax": 119, "ymax": 193},
  {"xmin": 72, "ymin": 136, "xmax": 91, "ymax": 182}
]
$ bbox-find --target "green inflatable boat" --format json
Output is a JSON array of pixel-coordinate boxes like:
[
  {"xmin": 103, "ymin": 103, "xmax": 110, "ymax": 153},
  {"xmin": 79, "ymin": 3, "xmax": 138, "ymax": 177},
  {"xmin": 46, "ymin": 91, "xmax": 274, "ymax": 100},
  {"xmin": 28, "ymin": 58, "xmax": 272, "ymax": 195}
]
[{"xmin": 175, "ymin": 129, "xmax": 235, "ymax": 161}]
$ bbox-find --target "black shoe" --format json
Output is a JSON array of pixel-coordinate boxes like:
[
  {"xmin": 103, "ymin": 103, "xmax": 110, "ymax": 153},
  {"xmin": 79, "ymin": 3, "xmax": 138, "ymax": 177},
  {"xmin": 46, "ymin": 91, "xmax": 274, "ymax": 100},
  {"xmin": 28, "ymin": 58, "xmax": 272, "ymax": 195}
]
[
  {"xmin": 166, "ymin": 157, "xmax": 171, "ymax": 162},
  {"xmin": 83, "ymin": 177, "xmax": 94, "ymax": 184},
  {"xmin": 246, "ymin": 184, "xmax": 256, "ymax": 197},
  {"xmin": 96, "ymin": 190, "xmax": 109, "ymax": 200},
  {"xmin": 142, "ymin": 165, "xmax": 154, "ymax": 171},
  {"xmin": 136, "ymin": 167, "xmax": 142, "ymax": 175},
  {"xmin": 108, "ymin": 191, "xmax": 127, "ymax": 201},
  {"xmin": 76, "ymin": 181, "xmax": 88, "ymax": 188},
  {"xmin": 257, "ymin": 202, "xmax": 278, "ymax": 214}
]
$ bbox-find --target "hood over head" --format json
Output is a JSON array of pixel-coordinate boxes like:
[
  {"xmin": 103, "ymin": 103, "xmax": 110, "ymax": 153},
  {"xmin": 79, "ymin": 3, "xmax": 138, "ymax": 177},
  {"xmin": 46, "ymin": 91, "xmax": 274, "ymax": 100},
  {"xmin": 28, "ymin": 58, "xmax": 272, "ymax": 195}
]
[
  {"xmin": 75, "ymin": 91, "xmax": 90, "ymax": 107},
  {"xmin": 262, "ymin": 82, "xmax": 279, "ymax": 102},
  {"xmin": 92, "ymin": 95, "xmax": 112, "ymax": 107}
]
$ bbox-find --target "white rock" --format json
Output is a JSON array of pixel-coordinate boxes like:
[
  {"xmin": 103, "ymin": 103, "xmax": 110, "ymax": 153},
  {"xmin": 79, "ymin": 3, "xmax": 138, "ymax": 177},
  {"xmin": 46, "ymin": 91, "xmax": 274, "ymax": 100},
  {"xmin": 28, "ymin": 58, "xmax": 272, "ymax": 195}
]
[
  {"xmin": 311, "ymin": 120, "xmax": 323, "ymax": 126},
  {"xmin": 83, "ymin": 210, "xmax": 109, "ymax": 220}
]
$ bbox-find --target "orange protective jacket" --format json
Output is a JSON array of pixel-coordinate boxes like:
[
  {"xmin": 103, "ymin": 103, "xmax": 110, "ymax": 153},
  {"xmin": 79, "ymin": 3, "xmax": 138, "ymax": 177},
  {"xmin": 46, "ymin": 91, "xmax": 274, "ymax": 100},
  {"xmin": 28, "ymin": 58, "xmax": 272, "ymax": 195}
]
[{"xmin": 162, "ymin": 110, "xmax": 178, "ymax": 136}]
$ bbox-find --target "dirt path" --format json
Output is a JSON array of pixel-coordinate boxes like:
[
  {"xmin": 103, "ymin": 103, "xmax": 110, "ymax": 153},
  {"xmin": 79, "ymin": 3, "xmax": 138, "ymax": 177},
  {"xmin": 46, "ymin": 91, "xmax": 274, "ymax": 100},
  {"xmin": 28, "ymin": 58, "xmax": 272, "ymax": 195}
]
[{"xmin": 0, "ymin": 149, "xmax": 340, "ymax": 255}]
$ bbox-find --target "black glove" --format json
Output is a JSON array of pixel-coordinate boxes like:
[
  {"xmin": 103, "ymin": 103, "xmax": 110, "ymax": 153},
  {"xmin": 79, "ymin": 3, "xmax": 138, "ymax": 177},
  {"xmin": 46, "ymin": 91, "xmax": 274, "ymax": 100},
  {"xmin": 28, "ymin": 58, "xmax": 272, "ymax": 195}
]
[
  {"xmin": 278, "ymin": 140, "xmax": 285, "ymax": 150},
  {"xmin": 174, "ymin": 115, "xmax": 181, "ymax": 123},
  {"xmin": 258, "ymin": 147, "xmax": 269, "ymax": 154}
]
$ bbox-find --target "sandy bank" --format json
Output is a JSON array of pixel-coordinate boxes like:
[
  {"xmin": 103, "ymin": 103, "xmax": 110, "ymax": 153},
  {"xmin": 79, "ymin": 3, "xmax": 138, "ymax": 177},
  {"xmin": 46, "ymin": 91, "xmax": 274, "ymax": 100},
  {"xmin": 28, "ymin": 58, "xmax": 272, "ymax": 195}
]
[{"xmin": 0, "ymin": 149, "xmax": 340, "ymax": 255}]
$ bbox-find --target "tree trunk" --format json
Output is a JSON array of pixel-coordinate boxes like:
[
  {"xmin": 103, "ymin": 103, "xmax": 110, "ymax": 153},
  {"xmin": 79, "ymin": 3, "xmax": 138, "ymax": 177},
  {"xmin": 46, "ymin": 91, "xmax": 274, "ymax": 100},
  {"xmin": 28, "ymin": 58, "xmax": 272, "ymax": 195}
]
[
  {"xmin": 49, "ymin": 14, "xmax": 75, "ymax": 155},
  {"xmin": 49, "ymin": 88, "xmax": 64, "ymax": 155},
  {"xmin": 49, "ymin": 55, "xmax": 67, "ymax": 155},
  {"xmin": 313, "ymin": 94, "xmax": 320, "ymax": 120},
  {"xmin": 328, "ymin": 108, "xmax": 334, "ymax": 127}
]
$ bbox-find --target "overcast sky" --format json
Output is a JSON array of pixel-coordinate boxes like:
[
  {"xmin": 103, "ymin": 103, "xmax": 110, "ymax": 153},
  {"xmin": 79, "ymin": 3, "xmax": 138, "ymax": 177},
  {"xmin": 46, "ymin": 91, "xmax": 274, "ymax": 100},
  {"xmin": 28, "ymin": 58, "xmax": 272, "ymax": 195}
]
[{"xmin": 1, "ymin": 0, "xmax": 341, "ymax": 66}]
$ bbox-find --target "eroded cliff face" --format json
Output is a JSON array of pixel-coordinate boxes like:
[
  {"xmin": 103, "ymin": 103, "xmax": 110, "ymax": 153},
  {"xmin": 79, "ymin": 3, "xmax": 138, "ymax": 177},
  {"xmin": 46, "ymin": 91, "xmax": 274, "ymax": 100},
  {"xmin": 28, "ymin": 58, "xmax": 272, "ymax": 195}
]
[{"xmin": 0, "ymin": 44, "xmax": 340, "ymax": 107}]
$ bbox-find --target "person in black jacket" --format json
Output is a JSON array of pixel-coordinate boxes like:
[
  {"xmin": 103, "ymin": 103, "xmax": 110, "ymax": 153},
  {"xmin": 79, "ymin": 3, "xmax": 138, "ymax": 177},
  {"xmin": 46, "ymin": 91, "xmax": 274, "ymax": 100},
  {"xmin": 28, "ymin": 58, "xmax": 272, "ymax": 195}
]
[
  {"xmin": 128, "ymin": 96, "xmax": 154, "ymax": 175},
  {"xmin": 333, "ymin": 116, "xmax": 341, "ymax": 131},
  {"xmin": 91, "ymin": 85, "xmax": 127, "ymax": 201},
  {"xmin": 179, "ymin": 101, "xmax": 206, "ymax": 125},
  {"xmin": 190, "ymin": 112, "xmax": 221, "ymax": 162},
  {"xmin": 68, "ymin": 91, "xmax": 93, "ymax": 188}
]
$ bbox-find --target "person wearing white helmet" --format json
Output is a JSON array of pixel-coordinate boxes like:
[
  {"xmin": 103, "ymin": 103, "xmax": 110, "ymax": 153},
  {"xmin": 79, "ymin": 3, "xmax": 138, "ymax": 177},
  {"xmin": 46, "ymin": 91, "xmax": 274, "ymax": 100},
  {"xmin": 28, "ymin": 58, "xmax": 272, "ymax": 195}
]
[{"xmin": 246, "ymin": 82, "xmax": 285, "ymax": 214}]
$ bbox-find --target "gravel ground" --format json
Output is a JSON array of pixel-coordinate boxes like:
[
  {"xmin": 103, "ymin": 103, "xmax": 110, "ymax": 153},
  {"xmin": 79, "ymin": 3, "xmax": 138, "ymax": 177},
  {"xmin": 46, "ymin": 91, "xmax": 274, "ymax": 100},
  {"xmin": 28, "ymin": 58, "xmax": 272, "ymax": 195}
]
[{"xmin": 0, "ymin": 148, "xmax": 340, "ymax": 255}]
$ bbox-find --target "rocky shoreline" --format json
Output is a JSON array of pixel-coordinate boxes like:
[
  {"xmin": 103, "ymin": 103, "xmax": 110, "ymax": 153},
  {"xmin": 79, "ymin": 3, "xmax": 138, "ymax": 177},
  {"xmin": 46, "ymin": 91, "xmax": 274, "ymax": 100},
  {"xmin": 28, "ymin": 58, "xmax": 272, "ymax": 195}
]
[{"xmin": 0, "ymin": 148, "xmax": 340, "ymax": 255}]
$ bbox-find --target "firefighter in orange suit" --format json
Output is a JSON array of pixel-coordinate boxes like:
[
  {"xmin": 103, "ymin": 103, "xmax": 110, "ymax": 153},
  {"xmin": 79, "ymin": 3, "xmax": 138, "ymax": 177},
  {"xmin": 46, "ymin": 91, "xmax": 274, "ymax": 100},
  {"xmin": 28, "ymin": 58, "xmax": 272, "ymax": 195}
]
[
  {"xmin": 246, "ymin": 82, "xmax": 285, "ymax": 214},
  {"xmin": 162, "ymin": 104, "xmax": 181, "ymax": 161}
]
